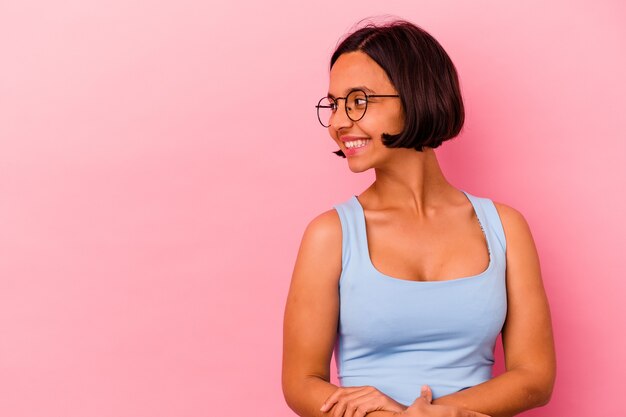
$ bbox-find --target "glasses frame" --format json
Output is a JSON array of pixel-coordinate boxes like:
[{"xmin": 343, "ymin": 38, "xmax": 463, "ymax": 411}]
[{"xmin": 315, "ymin": 89, "xmax": 400, "ymax": 128}]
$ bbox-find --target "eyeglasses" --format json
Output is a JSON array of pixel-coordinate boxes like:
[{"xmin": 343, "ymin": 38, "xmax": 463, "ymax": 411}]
[{"xmin": 315, "ymin": 89, "xmax": 400, "ymax": 128}]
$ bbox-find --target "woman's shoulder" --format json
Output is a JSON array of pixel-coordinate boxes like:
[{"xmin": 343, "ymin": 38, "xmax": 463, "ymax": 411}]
[
  {"xmin": 467, "ymin": 189, "xmax": 528, "ymax": 230},
  {"xmin": 490, "ymin": 199, "xmax": 535, "ymax": 248},
  {"xmin": 300, "ymin": 208, "xmax": 342, "ymax": 249},
  {"xmin": 491, "ymin": 200, "xmax": 530, "ymax": 227},
  {"xmin": 293, "ymin": 208, "xmax": 343, "ymax": 287}
]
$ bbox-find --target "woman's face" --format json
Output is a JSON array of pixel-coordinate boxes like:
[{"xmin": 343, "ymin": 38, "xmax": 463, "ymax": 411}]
[{"xmin": 327, "ymin": 51, "xmax": 404, "ymax": 171}]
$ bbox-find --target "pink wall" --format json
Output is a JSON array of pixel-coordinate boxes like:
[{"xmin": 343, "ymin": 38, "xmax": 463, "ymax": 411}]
[{"xmin": 1, "ymin": 0, "xmax": 624, "ymax": 416}]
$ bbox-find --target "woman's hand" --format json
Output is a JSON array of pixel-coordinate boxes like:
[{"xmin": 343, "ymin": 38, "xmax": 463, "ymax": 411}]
[
  {"xmin": 319, "ymin": 385, "xmax": 408, "ymax": 417},
  {"xmin": 396, "ymin": 386, "xmax": 491, "ymax": 417}
]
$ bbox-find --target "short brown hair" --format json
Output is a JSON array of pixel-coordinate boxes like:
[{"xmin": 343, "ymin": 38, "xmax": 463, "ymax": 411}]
[{"xmin": 329, "ymin": 18, "xmax": 464, "ymax": 158}]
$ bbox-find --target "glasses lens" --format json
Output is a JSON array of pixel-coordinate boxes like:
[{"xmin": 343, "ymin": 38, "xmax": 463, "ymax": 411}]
[
  {"xmin": 316, "ymin": 97, "xmax": 335, "ymax": 127},
  {"xmin": 347, "ymin": 90, "xmax": 367, "ymax": 121}
]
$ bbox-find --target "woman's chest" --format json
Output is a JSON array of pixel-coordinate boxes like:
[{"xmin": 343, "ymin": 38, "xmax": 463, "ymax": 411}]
[
  {"xmin": 338, "ymin": 269, "xmax": 507, "ymax": 348},
  {"xmin": 363, "ymin": 206, "xmax": 490, "ymax": 282}
]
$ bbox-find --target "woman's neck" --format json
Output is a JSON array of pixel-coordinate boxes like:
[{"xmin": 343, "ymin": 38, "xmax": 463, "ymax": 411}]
[{"xmin": 365, "ymin": 147, "xmax": 456, "ymax": 215}]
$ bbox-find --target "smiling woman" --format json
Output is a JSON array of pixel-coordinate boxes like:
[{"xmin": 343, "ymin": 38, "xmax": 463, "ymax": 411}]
[
  {"xmin": 282, "ymin": 17, "xmax": 555, "ymax": 417},
  {"xmin": 322, "ymin": 51, "xmax": 405, "ymax": 170},
  {"xmin": 322, "ymin": 20, "xmax": 465, "ymax": 160}
]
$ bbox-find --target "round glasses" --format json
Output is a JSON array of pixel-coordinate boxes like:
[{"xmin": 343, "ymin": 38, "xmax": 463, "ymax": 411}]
[{"xmin": 315, "ymin": 89, "xmax": 400, "ymax": 128}]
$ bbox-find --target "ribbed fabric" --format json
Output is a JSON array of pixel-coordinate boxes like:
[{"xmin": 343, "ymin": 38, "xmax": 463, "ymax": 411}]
[{"xmin": 332, "ymin": 190, "xmax": 507, "ymax": 406}]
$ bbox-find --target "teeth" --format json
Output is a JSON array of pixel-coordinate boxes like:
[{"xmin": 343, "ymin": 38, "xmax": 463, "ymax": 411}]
[{"xmin": 345, "ymin": 139, "xmax": 370, "ymax": 149}]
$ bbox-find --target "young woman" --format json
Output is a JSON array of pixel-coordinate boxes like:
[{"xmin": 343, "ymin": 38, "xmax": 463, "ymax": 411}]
[{"xmin": 282, "ymin": 18, "xmax": 555, "ymax": 417}]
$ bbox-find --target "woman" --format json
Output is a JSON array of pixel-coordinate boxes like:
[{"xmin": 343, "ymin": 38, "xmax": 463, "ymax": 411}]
[{"xmin": 282, "ymin": 18, "xmax": 555, "ymax": 417}]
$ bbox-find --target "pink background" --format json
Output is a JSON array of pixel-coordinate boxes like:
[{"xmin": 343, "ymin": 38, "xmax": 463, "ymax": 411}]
[{"xmin": 1, "ymin": 1, "xmax": 625, "ymax": 416}]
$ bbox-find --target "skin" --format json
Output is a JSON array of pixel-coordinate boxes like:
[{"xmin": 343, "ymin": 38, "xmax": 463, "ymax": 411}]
[{"xmin": 282, "ymin": 51, "xmax": 556, "ymax": 417}]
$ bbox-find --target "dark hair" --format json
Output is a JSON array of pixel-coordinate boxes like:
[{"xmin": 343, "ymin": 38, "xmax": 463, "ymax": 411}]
[{"xmin": 329, "ymin": 18, "xmax": 464, "ymax": 158}]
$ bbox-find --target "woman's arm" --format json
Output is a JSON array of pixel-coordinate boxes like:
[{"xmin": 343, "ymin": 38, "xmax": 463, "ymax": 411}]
[
  {"xmin": 282, "ymin": 209, "xmax": 345, "ymax": 417},
  {"xmin": 433, "ymin": 203, "xmax": 556, "ymax": 417}
]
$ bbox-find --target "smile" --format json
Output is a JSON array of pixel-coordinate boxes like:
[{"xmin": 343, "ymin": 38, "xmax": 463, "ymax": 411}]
[{"xmin": 344, "ymin": 139, "xmax": 371, "ymax": 149}]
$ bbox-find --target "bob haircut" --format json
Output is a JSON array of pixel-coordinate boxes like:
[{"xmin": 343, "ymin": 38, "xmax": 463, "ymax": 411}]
[{"xmin": 330, "ymin": 18, "xmax": 464, "ymax": 158}]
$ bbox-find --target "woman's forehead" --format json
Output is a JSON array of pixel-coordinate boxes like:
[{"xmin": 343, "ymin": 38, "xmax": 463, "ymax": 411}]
[{"xmin": 328, "ymin": 52, "xmax": 393, "ymax": 96}]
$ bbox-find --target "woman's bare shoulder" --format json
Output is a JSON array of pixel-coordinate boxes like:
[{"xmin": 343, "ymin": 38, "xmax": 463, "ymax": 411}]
[
  {"xmin": 491, "ymin": 200, "xmax": 542, "ymax": 286},
  {"xmin": 289, "ymin": 208, "xmax": 342, "ymax": 292},
  {"xmin": 491, "ymin": 200, "xmax": 533, "ymax": 239},
  {"xmin": 301, "ymin": 208, "xmax": 342, "ymax": 247}
]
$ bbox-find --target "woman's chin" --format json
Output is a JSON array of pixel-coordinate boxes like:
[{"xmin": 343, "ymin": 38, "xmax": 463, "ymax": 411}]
[{"xmin": 347, "ymin": 161, "xmax": 372, "ymax": 173}]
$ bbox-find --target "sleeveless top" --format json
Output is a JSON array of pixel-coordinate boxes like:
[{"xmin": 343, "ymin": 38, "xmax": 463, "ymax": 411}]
[{"xmin": 332, "ymin": 190, "xmax": 507, "ymax": 406}]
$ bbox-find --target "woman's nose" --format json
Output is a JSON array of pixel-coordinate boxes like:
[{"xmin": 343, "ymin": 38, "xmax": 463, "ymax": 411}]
[{"xmin": 329, "ymin": 99, "xmax": 353, "ymax": 130}]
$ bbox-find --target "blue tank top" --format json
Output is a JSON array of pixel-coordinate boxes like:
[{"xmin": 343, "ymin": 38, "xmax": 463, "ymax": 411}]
[{"xmin": 332, "ymin": 190, "xmax": 507, "ymax": 406}]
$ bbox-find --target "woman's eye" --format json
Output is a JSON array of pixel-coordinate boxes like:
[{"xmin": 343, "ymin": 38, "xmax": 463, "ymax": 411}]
[{"xmin": 355, "ymin": 98, "xmax": 367, "ymax": 106}]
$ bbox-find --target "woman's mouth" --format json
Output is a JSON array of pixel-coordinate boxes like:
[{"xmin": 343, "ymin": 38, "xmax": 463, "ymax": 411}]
[{"xmin": 343, "ymin": 139, "xmax": 371, "ymax": 156}]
